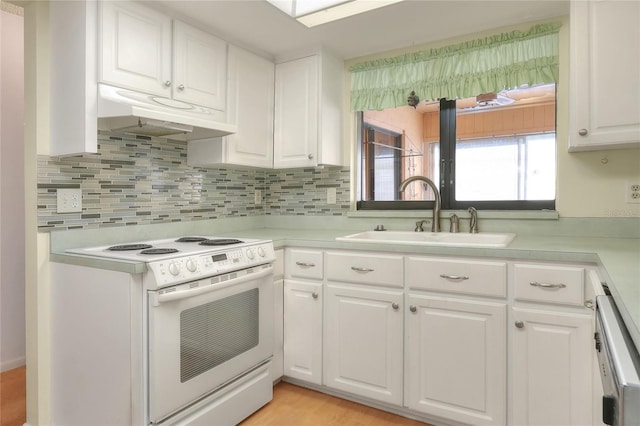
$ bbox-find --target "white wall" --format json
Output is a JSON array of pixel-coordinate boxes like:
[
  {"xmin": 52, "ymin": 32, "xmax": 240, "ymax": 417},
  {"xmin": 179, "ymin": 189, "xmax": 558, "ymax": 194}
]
[{"xmin": 1, "ymin": 7, "xmax": 26, "ymax": 372}]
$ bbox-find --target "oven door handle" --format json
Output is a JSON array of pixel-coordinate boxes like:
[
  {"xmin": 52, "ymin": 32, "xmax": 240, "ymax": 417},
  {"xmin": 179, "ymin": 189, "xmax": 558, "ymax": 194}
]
[{"xmin": 155, "ymin": 265, "xmax": 273, "ymax": 304}]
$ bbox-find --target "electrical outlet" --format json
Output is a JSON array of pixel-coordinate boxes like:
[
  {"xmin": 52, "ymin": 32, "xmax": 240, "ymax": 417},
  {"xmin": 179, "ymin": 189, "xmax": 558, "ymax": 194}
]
[
  {"xmin": 327, "ymin": 187, "xmax": 337, "ymax": 204},
  {"xmin": 57, "ymin": 188, "xmax": 82, "ymax": 213},
  {"xmin": 626, "ymin": 181, "xmax": 640, "ymax": 203},
  {"xmin": 254, "ymin": 189, "xmax": 262, "ymax": 205}
]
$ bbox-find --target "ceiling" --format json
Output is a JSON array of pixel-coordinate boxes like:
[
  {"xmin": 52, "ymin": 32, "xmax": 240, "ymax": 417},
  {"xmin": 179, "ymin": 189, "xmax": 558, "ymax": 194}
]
[{"xmin": 154, "ymin": 0, "xmax": 569, "ymax": 61}]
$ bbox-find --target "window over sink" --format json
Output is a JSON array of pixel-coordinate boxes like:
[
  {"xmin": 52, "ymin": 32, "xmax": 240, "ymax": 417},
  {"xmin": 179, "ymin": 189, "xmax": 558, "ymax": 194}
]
[
  {"xmin": 350, "ymin": 22, "xmax": 560, "ymax": 211},
  {"xmin": 357, "ymin": 84, "xmax": 557, "ymax": 210}
]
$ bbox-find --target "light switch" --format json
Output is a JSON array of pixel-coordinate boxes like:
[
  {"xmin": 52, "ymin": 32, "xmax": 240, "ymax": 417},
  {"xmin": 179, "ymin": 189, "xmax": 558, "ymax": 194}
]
[{"xmin": 327, "ymin": 187, "xmax": 337, "ymax": 204}]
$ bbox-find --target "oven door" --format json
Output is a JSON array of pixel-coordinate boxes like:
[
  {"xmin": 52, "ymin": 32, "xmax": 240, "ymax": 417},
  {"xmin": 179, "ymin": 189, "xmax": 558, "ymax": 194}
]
[{"xmin": 147, "ymin": 263, "xmax": 274, "ymax": 424}]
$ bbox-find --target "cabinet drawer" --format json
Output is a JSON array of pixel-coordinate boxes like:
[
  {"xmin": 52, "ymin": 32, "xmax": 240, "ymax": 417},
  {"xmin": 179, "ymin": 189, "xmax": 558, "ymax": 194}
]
[
  {"xmin": 285, "ymin": 249, "xmax": 323, "ymax": 280},
  {"xmin": 514, "ymin": 264, "xmax": 584, "ymax": 306},
  {"xmin": 326, "ymin": 251, "xmax": 403, "ymax": 288},
  {"xmin": 406, "ymin": 257, "xmax": 507, "ymax": 298}
]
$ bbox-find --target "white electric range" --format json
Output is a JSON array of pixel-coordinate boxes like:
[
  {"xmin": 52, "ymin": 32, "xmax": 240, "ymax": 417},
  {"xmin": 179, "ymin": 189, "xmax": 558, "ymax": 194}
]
[{"xmin": 54, "ymin": 235, "xmax": 276, "ymax": 425}]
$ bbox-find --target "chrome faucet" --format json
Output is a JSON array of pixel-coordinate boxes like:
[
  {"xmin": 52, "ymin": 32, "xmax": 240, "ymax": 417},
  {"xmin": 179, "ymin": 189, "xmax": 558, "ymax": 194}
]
[
  {"xmin": 399, "ymin": 176, "xmax": 441, "ymax": 232},
  {"xmin": 468, "ymin": 207, "xmax": 478, "ymax": 233},
  {"xmin": 414, "ymin": 220, "xmax": 429, "ymax": 232},
  {"xmin": 449, "ymin": 214, "xmax": 459, "ymax": 233}
]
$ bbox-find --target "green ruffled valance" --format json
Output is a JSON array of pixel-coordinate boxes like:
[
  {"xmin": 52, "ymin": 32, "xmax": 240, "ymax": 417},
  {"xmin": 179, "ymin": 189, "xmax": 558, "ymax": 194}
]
[{"xmin": 350, "ymin": 22, "xmax": 561, "ymax": 111}]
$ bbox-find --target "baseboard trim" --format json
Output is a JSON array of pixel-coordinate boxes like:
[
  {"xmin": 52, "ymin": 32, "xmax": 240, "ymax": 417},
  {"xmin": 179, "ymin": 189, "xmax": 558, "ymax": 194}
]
[{"xmin": 1, "ymin": 356, "xmax": 26, "ymax": 372}]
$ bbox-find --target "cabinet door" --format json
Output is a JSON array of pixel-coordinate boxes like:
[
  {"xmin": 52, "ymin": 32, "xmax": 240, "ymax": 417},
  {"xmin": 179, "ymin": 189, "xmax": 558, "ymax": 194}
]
[
  {"xmin": 273, "ymin": 56, "xmax": 319, "ymax": 168},
  {"xmin": 569, "ymin": 0, "xmax": 640, "ymax": 150},
  {"xmin": 224, "ymin": 46, "xmax": 274, "ymax": 168},
  {"xmin": 100, "ymin": 1, "xmax": 171, "ymax": 96},
  {"xmin": 172, "ymin": 21, "xmax": 227, "ymax": 111},
  {"xmin": 511, "ymin": 308, "xmax": 593, "ymax": 426},
  {"xmin": 406, "ymin": 294, "xmax": 507, "ymax": 426},
  {"xmin": 283, "ymin": 280, "xmax": 322, "ymax": 384},
  {"xmin": 324, "ymin": 285, "xmax": 403, "ymax": 405}
]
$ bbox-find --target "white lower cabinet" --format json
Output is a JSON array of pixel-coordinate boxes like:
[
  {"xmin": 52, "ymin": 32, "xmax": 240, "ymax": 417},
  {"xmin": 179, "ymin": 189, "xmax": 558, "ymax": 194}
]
[
  {"xmin": 272, "ymin": 278, "xmax": 284, "ymax": 382},
  {"xmin": 280, "ymin": 250, "xmax": 599, "ymax": 426},
  {"xmin": 511, "ymin": 308, "xmax": 593, "ymax": 426},
  {"xmin": 324, "ymin": 284, "xmax": 403, "ymax": 405},
  {"xmin": 405, "ymin": 294, "xmax": 507, "ymax": 426},
  {"xmin": 271, "ymin": 250, "xmax": 284, "ymax": 382},
  {"xmin": 283, "ymin": 279, "xmax": 323, "ymax": 384}
]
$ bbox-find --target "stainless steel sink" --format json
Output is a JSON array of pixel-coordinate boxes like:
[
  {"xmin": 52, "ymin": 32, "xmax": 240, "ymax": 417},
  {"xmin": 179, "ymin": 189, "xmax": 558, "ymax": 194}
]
[{"xmin": 336, "ymin": 231, "xmax": 516, "ymax": 248}]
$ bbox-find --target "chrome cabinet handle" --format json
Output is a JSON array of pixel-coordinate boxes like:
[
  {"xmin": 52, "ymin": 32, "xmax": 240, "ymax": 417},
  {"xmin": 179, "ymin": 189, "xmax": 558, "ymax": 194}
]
[
  {"xmin": 578, "ymin": 128, "xmax": 588, "ymax": 136},
  {"xmin": 409, "ymin": 305, "xmax": 417, "ymax": 313},
  {"xmin": 440, "ymin": 274, "xmax": 469, "ymax": 281},
  {"xmin": 530, "ymin": 281, "xmax": 567, "ymax": 289},
  {"xmin": 164, "ymin": 80, "xmax": 172, "ymax": 87},
  {"xmin": 308, "ymin": 154, "xmax": 314, "ymax": 160},
  {"xmin": 312, "ymin": 292, "xmax": 318, "ymax": 299},
  {"xmin": 178, "ymin": 84, "xmax": 185, "ymax": 91},
  {"xmin": 296, "ymin": 262, "xmax": 316, "ymax": 268},
  {"xmin": 392, "ymin": 302, "xmax": 399, "ymax": 310},
  {"xmin": 515, "ymin": 321, "xmax": 525, "ymax": 329},
  {"xmin": 351, "ymin": 266, "xmax": 374, "ymax": 273}
]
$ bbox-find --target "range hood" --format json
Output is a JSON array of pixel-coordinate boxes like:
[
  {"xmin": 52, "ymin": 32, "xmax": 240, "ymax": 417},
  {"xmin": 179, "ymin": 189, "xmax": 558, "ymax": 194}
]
[{"xmin": 97, "ymin": 84, "xmax": 237, "ymax": 140}]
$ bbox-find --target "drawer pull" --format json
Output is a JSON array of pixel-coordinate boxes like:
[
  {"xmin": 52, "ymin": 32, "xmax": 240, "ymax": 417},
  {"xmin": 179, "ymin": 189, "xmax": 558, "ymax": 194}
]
[
  {"xmin": 295, "ymin": 262, "xmax": 316, "ymax": 268},
  {"xmin": 351, "ymin": 266, "xmax": 374, "ymax": 273},
  {"xmin": 392, "ymin": 302, "xmax": 399, "ymax": 310},
  {"xmin": 440, "ymin": 274, "xmax": 469, "ymax": 281},
  {"xmin": 529, "ymin": 281, "xmax": 567, "ymax": 289},
  {"xmin": 409, "ymin": 305, "xmax": 417, "ymax": 313},
  {"xmin": 312, "ymin": 292, "xmax": 319, "ymax": 299}
]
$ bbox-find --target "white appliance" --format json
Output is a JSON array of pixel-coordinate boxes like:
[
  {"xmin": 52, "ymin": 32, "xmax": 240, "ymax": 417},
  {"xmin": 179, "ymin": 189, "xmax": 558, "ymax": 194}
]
[
  {"xmin": 97, "ymin": 83, "xmax": 237, "ymax": 140},
  {"xmin": 595, "ymin": 295, "xmax": 640, "ymax": 426},
  {"xmin": 54, "ymin": 236, "xmax": 275, "ymax": 425}
]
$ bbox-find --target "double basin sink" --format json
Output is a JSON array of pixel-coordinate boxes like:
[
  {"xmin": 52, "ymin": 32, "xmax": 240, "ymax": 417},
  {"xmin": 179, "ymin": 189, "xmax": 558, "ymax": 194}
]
[{"xmin": 336, "ymin": 230, "xmax": 516, "ymax": 248}]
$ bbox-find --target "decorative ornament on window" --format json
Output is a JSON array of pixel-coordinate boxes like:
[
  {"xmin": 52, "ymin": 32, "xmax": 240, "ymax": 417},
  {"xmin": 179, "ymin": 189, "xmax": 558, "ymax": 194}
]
[{"xmin": 407, "ymin": 91, "xmax": 420, "ymax": 108}]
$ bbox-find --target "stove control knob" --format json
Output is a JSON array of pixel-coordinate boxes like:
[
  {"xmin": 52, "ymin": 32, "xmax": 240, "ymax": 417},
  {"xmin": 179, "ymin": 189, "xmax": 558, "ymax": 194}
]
[
  {"xmin": 257, "ymin": 247, "xmax": 266, "ymax": 257},
  {"xmin": 246, "ymin": 249, "xmax": 255, "ymax": 260},
  {"xmin": 186, "ymin": 258, "xmax": 197, "ymax": 272},
  {"xmin": 168, "ymin": 262, "xmax": 180, "ymax": 276}
]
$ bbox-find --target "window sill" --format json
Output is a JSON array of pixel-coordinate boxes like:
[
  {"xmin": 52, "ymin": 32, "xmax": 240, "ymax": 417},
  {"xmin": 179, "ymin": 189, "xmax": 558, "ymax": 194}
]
[{"xmin": 347, "ymin": 209, "xmax": 559, "ymax": 220}]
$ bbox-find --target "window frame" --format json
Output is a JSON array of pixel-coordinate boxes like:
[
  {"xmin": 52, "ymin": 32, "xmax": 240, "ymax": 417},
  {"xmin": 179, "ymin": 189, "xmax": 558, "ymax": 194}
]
[
  {"xmin": 356, "ymin": 99, "xmax": 557, "ymax": 211},
  {"xmin": 363, "ymin": 124, "xmax": 403, "ymax": 201}
]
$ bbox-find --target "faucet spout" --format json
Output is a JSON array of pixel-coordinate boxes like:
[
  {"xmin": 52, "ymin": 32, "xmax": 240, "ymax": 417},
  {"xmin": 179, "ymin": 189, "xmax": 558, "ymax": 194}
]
[{"xmin": 399, "ymin": 176, "xmax": 441, "ymax": 232}]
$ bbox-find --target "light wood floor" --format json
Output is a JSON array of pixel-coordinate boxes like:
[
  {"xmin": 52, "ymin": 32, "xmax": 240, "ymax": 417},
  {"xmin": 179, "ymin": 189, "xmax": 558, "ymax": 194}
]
[
  {"xmin": 242, "ymin": 382, "xmax": 429, "ymax": 426},
  {"xmin": 0, "ymin": 366, "xmax": 26, "ymax": 426},
  {"xmin": 0, "ymin": 368, "xmax": 428, "ymax": 426}
]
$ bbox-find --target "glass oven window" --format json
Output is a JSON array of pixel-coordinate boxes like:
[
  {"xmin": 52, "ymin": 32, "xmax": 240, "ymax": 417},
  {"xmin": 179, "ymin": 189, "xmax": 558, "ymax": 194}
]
[{"xmin": 180, "ymin": 288, "xmax": 259, "ymax": 383}]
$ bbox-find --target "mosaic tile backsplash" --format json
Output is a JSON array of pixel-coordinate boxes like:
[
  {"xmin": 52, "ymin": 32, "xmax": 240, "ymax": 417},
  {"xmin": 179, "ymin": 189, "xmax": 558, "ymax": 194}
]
[{"xmin": 38, "ymin": 132, "xmax": 350, "ymax": 230}]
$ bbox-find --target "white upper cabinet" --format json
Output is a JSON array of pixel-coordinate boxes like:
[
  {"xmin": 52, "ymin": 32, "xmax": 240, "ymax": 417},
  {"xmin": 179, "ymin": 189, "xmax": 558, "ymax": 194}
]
[
  {"xmin": 100, "ymin": 1, "xmax": 172, "ymax": 97},
  {"xmin": 569, "ymin": 0, "xmax": 640, "ymax": 151},
  {"xmin": 100, "ymin": 1, "xmax": 227, "ymax": 112},
  {"xmin": 188, "ymin": 46, "xmax": 274, "ymax": 168},
  {"xmin": 172, "ymin": 21, "xmax": 227, "ymax": 111},
  {"xmin": 50, "ymin": 0, "xmax": 98, "ymax": 156},
  {"xmin": 274, "ymin": 51, "xmax": 344, "ymax": 168}
]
